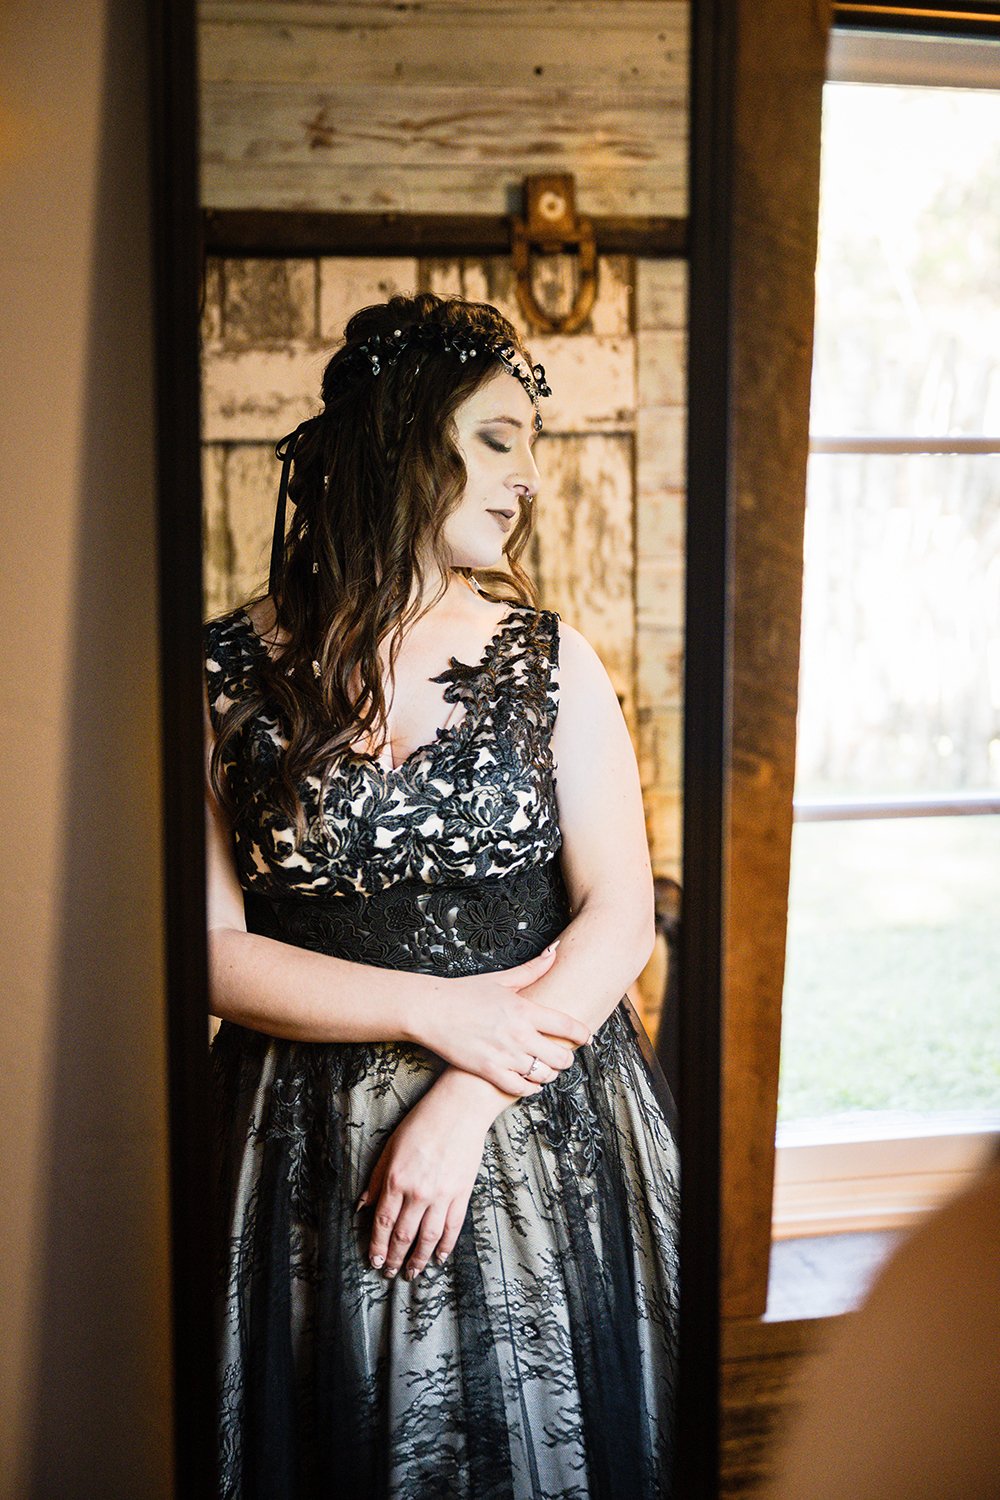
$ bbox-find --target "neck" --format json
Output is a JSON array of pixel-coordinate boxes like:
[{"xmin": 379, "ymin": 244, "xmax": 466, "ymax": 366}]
[{"xmin": 407, "ymin": 567, "xmax": 478, "ymax": 613}]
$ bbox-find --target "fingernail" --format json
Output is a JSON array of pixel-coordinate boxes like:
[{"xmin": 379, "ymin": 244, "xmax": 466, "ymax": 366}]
[
  {"xmin": 435, "ymin": 1251, "xmax": 449, "ymax": 1264},
  {"xmin": 370, "ymin": 1254, "xmax": 384, "ymax": 1269},
  {"xmin": 405, "ymin": 1267, "xmax": 418, "ymax": 1280},
  {"xmin": 545, "ymin": 940, "xmax": 560, "ymax": 954},
  {"xmin": 385, "ymin": 1267, "xmax": 398, "ymax": 1280}
]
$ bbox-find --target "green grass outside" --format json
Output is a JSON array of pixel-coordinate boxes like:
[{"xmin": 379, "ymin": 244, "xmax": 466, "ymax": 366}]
[{"xmin": 778, "ymin": 814, "xmax": 1000, "ymax": 1122}]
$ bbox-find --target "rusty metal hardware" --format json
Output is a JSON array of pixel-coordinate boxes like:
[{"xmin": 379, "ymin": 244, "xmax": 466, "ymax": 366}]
[{"xmin": 511, "ymin": 174, "xmax": 598, "ymax": 335}]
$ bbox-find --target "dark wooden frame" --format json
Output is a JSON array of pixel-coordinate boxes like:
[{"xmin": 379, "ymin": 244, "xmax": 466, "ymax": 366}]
[
  {"xmin": 148, "ymin": 0, "xmax": 737, "ymax": 1492},
  {"xmin": 203, "ymin": 209, "xmax": 688, "ymax": 260},
  {"xmin": 664, "ymin": 0, "xmax": 736, "ymax": 1490}
]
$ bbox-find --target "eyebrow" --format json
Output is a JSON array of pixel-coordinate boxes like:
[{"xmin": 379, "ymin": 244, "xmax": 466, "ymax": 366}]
[{"xmin": 478, "ymin": 414, "xmax": 538, "ymax": 441}]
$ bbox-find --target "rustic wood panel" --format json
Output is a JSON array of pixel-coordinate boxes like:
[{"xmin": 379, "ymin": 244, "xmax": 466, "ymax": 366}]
[
  {"xmin": 200, "ymin": 162, "xmax": 688, "ymax": 218},
  {"xmin": 198, "ymin": 2, "xmax": 689, "ymax": 217},
  {"xmin": 529, "ymin": 432, "xmax": 636, "ymax": 726},
  {"xmin": 722, "ymin": 0, "xmax": 829, "ymax": 1322},
  {"xmin": 200, "ymin": 3, "xmax": 689, "ymax": 92},
  {"xmin": 202, "ymin": 85, "xmax": 686, "ymax": 171},
  {"xmin": 636, "ymin": 404, "xmax": 685, "ymax": 491},
  {"xmin": 201, "ymin": 446, "xmax": 232, "ymax": 619},
  {"xmin": 202, "ymin": 335, "xmax": 637, "ymax": 440},
  {"xmin": 637, "ymin": 328, "xmax": 686, "ymax": 408},
  {"xmin": 634, "ymin": 258, "xmax": 687, "ymax": 903},
  {"xmin": 219, "ymin": 257, "xmax": 317, "ymax": 344},
  {"xmin": 203, "ymin": 443, "xmax": 283, "ymax": 613},
  {"xmin": 318, "ymin": 257, "xmax": 419, "ymax": 340},
  {"xmin": 636, "ymin": 256, "xmax": 687, "ymax": 329}
]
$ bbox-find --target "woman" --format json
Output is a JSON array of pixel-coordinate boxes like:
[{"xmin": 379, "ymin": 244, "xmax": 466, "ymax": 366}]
[{"xmin": 204, "ymin": 292, "xmax": 680, "ymax": 1499}]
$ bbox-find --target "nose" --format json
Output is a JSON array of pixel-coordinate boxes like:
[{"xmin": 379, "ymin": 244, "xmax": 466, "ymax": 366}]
[{"xmin": 510, "ymin": 446, "xmax": 540, "ymax": 501}]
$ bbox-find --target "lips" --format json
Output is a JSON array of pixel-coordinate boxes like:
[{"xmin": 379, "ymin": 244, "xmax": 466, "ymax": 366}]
[{"xmin": 487, "ymin": 509, "xmax": 515, "ymax": 533}]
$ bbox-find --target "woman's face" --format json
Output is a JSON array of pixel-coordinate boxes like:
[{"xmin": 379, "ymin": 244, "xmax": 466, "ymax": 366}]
[{"xmin": 444, "ymin": 367, "xmax": 541, "ymax": 570}]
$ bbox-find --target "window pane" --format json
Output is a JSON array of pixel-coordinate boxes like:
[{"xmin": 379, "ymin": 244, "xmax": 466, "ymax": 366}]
[
  {"xmin": 779, "ymin": 815, "xmax": 1000, "ymax": 1123},
  {"xmin": 810, "ymin": 83, "xmax": 1000, "ymax": 438},
  {"xmin": 797, "ymin": 452, "xmax": 1000, "ymax": 799}
]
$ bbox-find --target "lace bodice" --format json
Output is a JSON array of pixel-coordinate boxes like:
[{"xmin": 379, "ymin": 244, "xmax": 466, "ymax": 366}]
[{"xmin": 204, "ymin": 603, "xmax": 563, "ymax": 901}]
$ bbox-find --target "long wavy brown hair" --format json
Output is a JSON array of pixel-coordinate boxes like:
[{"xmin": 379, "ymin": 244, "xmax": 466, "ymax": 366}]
[{"xmin": 209, "ymin": 291, "xmax": 544, "ymax": 844}]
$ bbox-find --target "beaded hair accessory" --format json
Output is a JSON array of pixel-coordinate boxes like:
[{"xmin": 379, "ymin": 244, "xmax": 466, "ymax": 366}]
[
  {"xmin": 269, "ymin": 321, "xmax": 551, "ymax": 596},
  {"xmin": 339, "ymin": 321, "xmax": 552, "ymax": 430}
]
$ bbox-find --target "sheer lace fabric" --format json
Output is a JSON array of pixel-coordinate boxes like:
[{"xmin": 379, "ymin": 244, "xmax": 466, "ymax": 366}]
[{"xmin": 205, "ymin": 603, "xmax": 680, "ymax": 1500}]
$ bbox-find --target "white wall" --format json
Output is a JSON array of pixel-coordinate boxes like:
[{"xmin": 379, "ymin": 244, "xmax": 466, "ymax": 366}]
[{"xmin": 0, "ymin": 1, "xmax": 174, "ymax": 1493}]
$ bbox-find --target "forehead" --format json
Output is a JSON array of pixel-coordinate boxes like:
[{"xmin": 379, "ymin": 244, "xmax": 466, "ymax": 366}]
[{"xmin": 457, "ymin": 366, "xmax": 537, "ymax": 424}]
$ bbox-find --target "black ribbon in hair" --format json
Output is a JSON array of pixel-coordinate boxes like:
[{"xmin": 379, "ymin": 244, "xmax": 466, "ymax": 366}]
[{"xmin": 270, "ymin": 417, "xmax": 322, "ymax": 597}]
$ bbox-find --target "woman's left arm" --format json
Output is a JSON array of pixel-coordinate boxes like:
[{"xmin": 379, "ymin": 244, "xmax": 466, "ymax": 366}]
[
  {"xmin": 420, "ymin": 618, "xmax": 658, "ymax": 1122},
  {"xmin": 508, "ymin": 615, "xmax": 659, "ymax": 1027},
  {"xmin": 360, "ymin": 621, "xmax": 658, "ymax": 1278}
]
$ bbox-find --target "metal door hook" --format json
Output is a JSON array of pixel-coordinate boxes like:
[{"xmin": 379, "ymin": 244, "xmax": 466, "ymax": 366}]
[{"xmin": 512, "ymin": 174, "xmax": 598, "ymax": 335}]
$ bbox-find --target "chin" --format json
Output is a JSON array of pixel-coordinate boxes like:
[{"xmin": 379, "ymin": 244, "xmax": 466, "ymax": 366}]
[{"xmin": 457, "ymin": 544, "xmax": 506, "ymax": 571}]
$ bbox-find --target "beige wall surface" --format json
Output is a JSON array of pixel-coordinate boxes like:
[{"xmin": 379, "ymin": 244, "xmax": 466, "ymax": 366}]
[{"xmin": 0, "ymin": 2, "xmax": 174, "ymax": 1494}]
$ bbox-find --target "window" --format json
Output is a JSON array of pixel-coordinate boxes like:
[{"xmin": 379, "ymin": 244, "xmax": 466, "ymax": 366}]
[{"xmin": 774, "ymin": 29, "xmax": 1000, "ymax": 1238}]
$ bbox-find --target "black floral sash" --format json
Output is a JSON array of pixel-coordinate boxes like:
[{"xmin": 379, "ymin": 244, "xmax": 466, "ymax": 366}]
[{"xmin": 242, "ymin": 856, "xmax": 572, "ymax": 979}]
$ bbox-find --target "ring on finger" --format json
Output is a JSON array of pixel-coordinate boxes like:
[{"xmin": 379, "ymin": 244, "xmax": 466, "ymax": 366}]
[{"xmin": 523, "ymin": 1055, "xmax": 545, "ymax": 1081}]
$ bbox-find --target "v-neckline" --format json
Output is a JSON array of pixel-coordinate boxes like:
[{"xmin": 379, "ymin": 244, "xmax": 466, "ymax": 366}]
[{"xmin": 238, "ymin": 604, "xmax": 525, "ymax": 777}]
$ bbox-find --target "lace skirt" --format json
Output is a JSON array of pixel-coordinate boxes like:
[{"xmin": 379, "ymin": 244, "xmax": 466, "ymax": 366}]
[{"xmin": 212, "ymin": 857, "xmax": 680, "ymax": 1500}]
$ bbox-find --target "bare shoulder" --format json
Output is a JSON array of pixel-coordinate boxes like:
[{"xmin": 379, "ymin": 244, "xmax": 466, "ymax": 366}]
[
  {"xmin": 243, "ymin": 595, "xmax": 287, "ymax": 652},
  {"xmin": 553, "ymin": 618, "xmax": 618, "ymax": 697},
  {"xmin": 550, "ymin": 618, "xmax": 625, "ymax": 765}
]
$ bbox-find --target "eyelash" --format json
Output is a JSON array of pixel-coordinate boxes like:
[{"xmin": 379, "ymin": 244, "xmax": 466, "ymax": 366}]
[{"xmin": 480, "ymin": 435, "xmax": 512, "ymax": 453}]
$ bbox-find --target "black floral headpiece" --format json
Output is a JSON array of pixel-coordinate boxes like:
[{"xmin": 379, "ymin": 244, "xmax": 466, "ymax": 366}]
[
  {"xmin": 269, "ymin": 321, "xmax": 551, "ymax": 596},
  {"xmin": 337, "ymin": 320, "xmax": 552, "ymax": 428}
]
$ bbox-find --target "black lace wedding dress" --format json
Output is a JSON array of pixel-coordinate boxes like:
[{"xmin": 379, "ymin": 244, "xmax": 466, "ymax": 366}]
[{"xmin": 204, "ymin": 601, "xmax": 680, "ymax": 1500}]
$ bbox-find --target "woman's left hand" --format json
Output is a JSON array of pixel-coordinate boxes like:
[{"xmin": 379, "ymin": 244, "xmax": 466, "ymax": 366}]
[{"xmin": 357, "ymin": 1082, "xmax": 490, "ymax": 1280}]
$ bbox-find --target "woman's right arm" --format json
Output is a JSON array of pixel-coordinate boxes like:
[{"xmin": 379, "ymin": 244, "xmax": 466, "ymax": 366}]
[{"xmin": 205, "ymin": 702, "xmax": 588, "ymax": 1094}]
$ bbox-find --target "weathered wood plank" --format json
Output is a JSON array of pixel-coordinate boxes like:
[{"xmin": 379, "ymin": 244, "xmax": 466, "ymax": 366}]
[
  {"xmin": 318, "ymin": 256, "xmax": 419, "ymax": 340},
  {"xmin": 636, "ymin": 623, "xmax": 684, "ymax": 708},
  {"xmin": 202, "ymin": 1, "xmax": 688, "ymax": 18},
  {"xmin": 225, "ymin": 444, "xmax": 286, "ymax": 604},
  {"xmin": 636, "ymin": 255, "xmax": 687, "ymax": 329},
  {"xmin": 200, "ymin": 84, "xmax": 687, "ymax": 171},
  {"xmin": 637, "ymin": 328, "xmax": 686, "ymax": 407},
  {"xmin": 637, "ymin": 486, "xmax": 685, "ymax": 557},
  {"xmin": 220, "ymin": 257, "xmax": 317, "ymax": 344},
  {"xmin": 200, "ymin": 161, "xmax": 687, "ymax": 218},
  {"xmin": 529, "ymin": 434, "xmax": 635, "ymax": 724},
  {"xmin": 202, "ymin": 445, "xmax": 233, "ymax": 618},
  {"xmin": 202, "ymin": 345, "xmax": 323, "ymax": 439},
  {"xmin": 201, "ymin": 256, "xmax": 224, "ymax": 343},
  {"xmin": 636, "ymin": 405, "xmax": 685, "ymax": 491},
  {"xmin": 637, "ymin": 555, "xmax": 684, "ymax": 630},
  {"xmin": 200, "ymin": 6, "xmax": 689, "ymax": 92},
  {"xmin": 202, "ymin": 334, "xmax": 637, "ymax": 439}
]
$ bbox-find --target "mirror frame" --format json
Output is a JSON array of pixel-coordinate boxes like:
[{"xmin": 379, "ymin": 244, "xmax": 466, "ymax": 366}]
[{"xmin": 147, "ymin": 1, "xmax": 737, "ymax": 1492}]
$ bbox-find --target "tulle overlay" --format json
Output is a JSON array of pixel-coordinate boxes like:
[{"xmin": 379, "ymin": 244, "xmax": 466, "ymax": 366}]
[{"xmin": 205, "ymin": 605, "xmax": 680, "ymax": 1499}]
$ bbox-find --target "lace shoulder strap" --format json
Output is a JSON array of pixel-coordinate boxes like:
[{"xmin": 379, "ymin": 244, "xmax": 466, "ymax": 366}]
[
  {"xmin": 493, "ymin": 604, "xmax": 560, "ymax": 751},
  {"xmin": 203, "ymin": 610, "xmax": 262, "ymax": 732}
]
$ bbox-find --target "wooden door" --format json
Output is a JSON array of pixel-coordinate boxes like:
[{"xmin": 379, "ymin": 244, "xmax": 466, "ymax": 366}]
[{"xmin": 201, "ymin": 251, "xmax": 686, "ymax": 1032}]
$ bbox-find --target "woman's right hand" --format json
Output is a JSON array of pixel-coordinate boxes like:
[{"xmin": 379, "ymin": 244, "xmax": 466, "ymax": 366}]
[{"xmin": 415, "ymin": 945, "xmax": 591, "ymax": 1096}]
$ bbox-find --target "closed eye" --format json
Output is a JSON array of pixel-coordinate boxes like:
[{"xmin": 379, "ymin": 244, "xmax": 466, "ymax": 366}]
[{"xmin": 480, "ymin": 434, "xmax": 512, "ymax": 454}]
